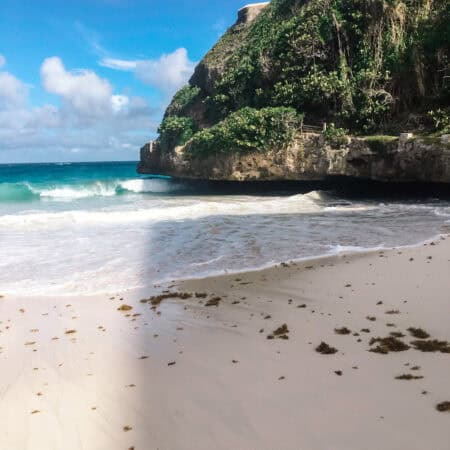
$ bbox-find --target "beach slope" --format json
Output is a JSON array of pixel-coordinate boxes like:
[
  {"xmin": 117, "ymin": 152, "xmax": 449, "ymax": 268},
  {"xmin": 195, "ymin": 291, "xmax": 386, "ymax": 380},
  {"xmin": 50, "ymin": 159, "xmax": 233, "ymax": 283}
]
[{"xmin": 1, "ymin": 239, "xmax": 450, "ymax": 450}]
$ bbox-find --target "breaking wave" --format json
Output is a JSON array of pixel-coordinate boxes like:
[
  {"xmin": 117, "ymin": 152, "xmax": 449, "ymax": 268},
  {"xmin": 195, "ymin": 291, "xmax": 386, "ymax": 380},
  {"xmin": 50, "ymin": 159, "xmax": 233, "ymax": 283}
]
[
  {"xmin": 0, "ymin": 178, "xmax": 178, "ymax": 202},
  {"xmin": 0, "ymin": 191, "xmax": 332, "ymax": 229}
]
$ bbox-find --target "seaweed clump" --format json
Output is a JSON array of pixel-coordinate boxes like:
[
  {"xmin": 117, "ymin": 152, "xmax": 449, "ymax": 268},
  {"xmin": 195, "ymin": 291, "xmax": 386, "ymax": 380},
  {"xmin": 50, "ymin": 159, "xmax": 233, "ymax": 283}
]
[
  {"xmin": 407, "ymin": 327, "xmax": 430, "ymax": 339},
  {"xmin": 390, "ymin": 331, "xmax": 405, "ymax": 338},
  {"xmin": 267, "ymin": 324, "xmax": 289, "ymax": 340},
  {"xmin": 205, "ymin": 297, "xmax": 221, "ymax": 307},
  {"xmin": 141, "ymin": 292, "xmax": 193, "ymax": 309},
  {"xmin": 335, "ymin": 327, "xmax": 351, "ymax": 335},
  {"xmin": 315, "ymin": 342, "xmax": 338, "ymax": 355},
  {"xmin": 410, "ymin": 339, "xmax": 450, "ymax": 353},
  {"xmin": 369, "ymin": 336, "xmax": 410, "ymax": 354},
  {"xmin": 395, "ymin": 374, "xmax": 424, "ymax": 380},
  {"xmin": 117, "ymin": 304, "xmax": 132, "ymax": 312},
  {"xmin": 436, "ymin": 402, "xmax": 450, "ymax": 412}
]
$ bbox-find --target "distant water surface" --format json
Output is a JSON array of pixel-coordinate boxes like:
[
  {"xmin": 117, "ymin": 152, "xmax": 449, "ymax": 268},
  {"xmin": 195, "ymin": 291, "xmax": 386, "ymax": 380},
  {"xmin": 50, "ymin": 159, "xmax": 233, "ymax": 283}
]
[{"xmin": 1, "ymin": 161, "xmax": 450, "ymax": 296}]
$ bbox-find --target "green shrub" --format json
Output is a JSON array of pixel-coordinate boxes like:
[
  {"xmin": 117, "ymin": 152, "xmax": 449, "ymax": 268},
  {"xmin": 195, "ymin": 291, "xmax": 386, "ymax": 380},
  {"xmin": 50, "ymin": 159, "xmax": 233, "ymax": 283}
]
[
  {"xmin": 322, "ymin": 124, "xmax": 349, "ymax": 147},
  {"xmin": 158, "ymin": 116, "xmax": 195, "ymax": 151},
  {"xmin": 428, "ymin": 109, "xmax": 450, "ymax": 134},
  {"xmin": 187, "ymin": 0, "xmax": 449, "ymax": 133},
  {"xmin": 164, "ymin": 85, "xmax": 200, "ymax": 118},
  {"xmin": 187, "ymin": 107, "xmax": 301, "ymax": 157}
]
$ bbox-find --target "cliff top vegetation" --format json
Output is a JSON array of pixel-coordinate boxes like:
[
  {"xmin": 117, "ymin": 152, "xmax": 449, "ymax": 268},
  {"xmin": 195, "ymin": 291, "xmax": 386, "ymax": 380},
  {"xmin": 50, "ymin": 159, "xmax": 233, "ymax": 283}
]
[{"xmin": 159, "ymin": 0, "xmax": 450, "ymax": 156}]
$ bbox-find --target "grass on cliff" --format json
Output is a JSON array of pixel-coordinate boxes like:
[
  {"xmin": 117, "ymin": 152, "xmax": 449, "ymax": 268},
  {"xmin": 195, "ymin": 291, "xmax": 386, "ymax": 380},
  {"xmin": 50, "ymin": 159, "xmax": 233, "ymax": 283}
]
[{"xmin": 363, "ymin": 135, "xmax": 399, "ymax": 153}]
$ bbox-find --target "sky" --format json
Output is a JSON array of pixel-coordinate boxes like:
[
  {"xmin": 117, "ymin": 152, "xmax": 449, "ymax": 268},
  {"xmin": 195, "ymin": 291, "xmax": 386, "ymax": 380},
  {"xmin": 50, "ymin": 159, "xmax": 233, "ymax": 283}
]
[{"xmin": 0, "ymin": 0, "xmax": 248, "ymax": 163}]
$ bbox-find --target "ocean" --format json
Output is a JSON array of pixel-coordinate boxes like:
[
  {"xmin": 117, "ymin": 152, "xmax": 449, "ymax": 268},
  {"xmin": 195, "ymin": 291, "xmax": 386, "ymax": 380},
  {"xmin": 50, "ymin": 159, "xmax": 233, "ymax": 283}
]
[{"xmin": 1, "ymin": 161, "xmax": 450, "ymax": 296}]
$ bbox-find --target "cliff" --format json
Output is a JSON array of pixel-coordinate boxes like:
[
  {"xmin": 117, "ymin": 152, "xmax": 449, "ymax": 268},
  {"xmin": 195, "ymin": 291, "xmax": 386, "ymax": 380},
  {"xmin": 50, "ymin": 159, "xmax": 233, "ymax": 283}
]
[
  {"xmin": 138, "ymin": 0, "xmax": 450, "ymax": 183},
  {"xmin": 138, "ymin": 134, "xmax": 450, "ymax": 183}
]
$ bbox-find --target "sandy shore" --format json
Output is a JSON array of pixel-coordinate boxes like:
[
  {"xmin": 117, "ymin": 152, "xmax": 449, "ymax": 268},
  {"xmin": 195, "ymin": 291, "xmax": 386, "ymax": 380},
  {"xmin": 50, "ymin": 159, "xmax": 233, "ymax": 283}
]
[{"xmin": 1, "ymin": 238, "xmax": 450, "ymax": 450}]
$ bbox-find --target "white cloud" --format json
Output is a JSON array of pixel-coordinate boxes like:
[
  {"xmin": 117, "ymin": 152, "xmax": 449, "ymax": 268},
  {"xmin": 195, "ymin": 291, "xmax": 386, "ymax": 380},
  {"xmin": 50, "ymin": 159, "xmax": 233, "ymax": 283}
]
[
  {"xmin": 0, "ymin": 57, "xmax": 157, "ymax": 162},
  {"xmin": 111, "ymin": 94, "xmax": 129, "ymax": 113},
  {"xmin": 100, "ymin": 58, "xmax": 137, "ymax": 71},
  {"xmin": 75, "ymin": 22, "xmax": 108, "ymax": 58},
  {"xmin": 100, "ymin": 48, "xmax": 196, "ymax": 96},
  {"xmin": 135, "ymin": 48, "xmax": 196, "ymax": 95},
  {"xmin": 0, "ymin": 55, "xmax": 5, "ymax": 68},
  {"xmin": 79, "ymin": 21, "xmax": 196, "ymax": 97},
  {"xmin": 41, "ymin": 57, "xmax": 117, "ymax": 116},
  {"xmin": 0, "ymin": 71, "xmax": 28, "ymax": 109}
]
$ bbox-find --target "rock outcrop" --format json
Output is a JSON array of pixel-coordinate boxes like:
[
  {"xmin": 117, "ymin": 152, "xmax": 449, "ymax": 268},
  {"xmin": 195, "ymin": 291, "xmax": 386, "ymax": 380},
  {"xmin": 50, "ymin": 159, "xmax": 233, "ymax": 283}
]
[
  {"xmin": 138, "ymin": 1, "xmax": 450, "ymax": 184},
  {"xmin": 188, "ymin": 2, "xmax": 268, "ymax": 103},
  {"xmin": 237, "ymin": 2, "xmax": 270, "ymax": 25},
  {"xmin": 138, "ymin": 135, "xmax": 450, "ymax": 183}
]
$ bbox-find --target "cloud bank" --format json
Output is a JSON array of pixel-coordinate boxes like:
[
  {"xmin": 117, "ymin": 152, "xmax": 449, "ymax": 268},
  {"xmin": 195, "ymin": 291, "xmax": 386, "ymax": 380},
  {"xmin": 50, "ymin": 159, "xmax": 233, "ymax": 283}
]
[
  {"xmin": 100, "ymin": 48, "xmax": 196, "ymax": 97},
  {"xmin": 0, "ymin": 44, "xmax": 197, "ymax": 162},
  {"xmin": 0, "ymin": 55, "xmax": 155, "ymax": 162}
]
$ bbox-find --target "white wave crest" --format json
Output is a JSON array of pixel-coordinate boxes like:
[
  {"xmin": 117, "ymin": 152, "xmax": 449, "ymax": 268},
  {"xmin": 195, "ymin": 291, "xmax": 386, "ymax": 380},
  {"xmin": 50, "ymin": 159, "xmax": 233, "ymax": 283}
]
[
  {"xmin": 0, "ymin": 191, "xmax": 326, "ymax": 229},
  {"xmin": 23, "ymin": 178, "xmax": 175, "ymax": 201},
  {"xmin": 119, "ymin": 179, "xmax": 177, "ymax": 194},
  {"xmin": 36, "ymin": 182, "xmax": 117, "ymax": 200}
]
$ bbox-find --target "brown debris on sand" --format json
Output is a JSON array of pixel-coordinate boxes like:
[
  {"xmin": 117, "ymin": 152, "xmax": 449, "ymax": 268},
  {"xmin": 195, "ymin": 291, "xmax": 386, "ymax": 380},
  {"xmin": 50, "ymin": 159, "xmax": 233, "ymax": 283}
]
[
  {"xmin": 390, "ymin": 331, "xmax": 405, "ymax": 338},
  {"xmin": 141, "ymin": 292, "xmax": 193, "ymax": 309},
  {"xmin": 369, "ymin": 336, "xmax": 410, "ymax": 354},
  {"xmin": 436, "ymin": 402, "xmax": 450, "ymax": 412},
  {"xmin": 315, "ymin": 342, "xmax": 338, "ymax": 355},
  {"xmin": 117, "ymin": 304, "xmax": 133, "ymax": 312},
  {"xmin": 334, "ymin": 327, "xmax": 351, "ymax": 335},
  {"xmin": 65, "ymin": 329, "xmax": 77, "ymax": 335},
  {"xmin": 267, "ymin": 324, "xmax": 289, "ymax": 340},
  {"xmin": 410, "ymin": 339, "xmax": 450, "ymax": 353},
  {"xmin": 407, "ymin": 327, "xmax": 430, "ymax": 339},
  {"xmin": 205, "ymin": 297, "xmax": 221, "ymax": 307},
  {"xmin": 395, "ymin": 374, "xmax": 424, "ymax": 380},
  {"xmin": 123, "ymin": 426, "xmax": 132, "ymax": 432}
]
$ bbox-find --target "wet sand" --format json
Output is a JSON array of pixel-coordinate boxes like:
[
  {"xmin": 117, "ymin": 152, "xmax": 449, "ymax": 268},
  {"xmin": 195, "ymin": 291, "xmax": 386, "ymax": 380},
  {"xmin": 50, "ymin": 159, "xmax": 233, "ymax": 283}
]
[{"xmin": 1, "ymin": 237, "xmax": 450, "ymax": 450}]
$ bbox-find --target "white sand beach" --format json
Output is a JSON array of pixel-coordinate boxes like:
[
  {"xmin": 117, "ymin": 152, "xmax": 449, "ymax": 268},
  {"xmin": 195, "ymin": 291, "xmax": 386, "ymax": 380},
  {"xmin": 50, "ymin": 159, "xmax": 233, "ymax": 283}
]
[{"xmin": 1, "ymin": 238, "xmax": 450, "ymax": 450}]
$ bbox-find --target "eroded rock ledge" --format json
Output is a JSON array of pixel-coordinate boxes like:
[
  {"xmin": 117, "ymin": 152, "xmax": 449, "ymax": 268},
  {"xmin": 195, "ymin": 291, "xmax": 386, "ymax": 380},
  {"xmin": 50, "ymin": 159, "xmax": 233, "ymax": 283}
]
[{"xmin": 137, "ymin": 134, "xmax": 450, "ymax": 184}]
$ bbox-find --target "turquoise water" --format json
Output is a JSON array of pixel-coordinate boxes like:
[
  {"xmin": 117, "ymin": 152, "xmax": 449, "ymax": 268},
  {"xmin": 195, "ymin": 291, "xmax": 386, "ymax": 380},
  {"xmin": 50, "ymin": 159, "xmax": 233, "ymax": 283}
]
[
  {"xmin": 1, "ymin": 162, "xmax": 450, "ymax": 296},
  {"xmin": 0, "ymin": 161, "xmax": 172, "ymax": 208}
]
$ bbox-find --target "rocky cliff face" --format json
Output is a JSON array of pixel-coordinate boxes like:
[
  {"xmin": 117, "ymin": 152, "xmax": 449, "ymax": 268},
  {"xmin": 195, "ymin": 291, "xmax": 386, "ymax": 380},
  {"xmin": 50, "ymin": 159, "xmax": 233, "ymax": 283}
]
[
  {"xmin": 138, "ymin": 1, "xmax": 450, "ymax": 184},
  {"xmin": 237, "ymin": 3, "xmax": 270, "ymax": 25},
  {"xmin": 184, "ymin": 2, "xmax": 270, "ymax": 128},
  {"xmin": 138, "ymin": 135, "xmax": 450, "ymax": 183}
]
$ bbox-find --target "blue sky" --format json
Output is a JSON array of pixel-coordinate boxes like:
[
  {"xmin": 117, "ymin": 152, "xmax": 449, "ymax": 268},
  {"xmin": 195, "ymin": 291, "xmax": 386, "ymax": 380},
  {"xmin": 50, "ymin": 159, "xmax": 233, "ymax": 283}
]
[{"xmin": 0, "ymin": 0, "xmax": 248, "ymax": 162}]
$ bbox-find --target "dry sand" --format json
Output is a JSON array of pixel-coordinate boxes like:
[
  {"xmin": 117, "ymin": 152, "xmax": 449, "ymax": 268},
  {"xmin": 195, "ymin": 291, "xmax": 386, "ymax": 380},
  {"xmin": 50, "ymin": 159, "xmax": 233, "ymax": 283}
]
[{"xmin": 1, "ymin": 237, "xmax": 450, "ymax": 450}]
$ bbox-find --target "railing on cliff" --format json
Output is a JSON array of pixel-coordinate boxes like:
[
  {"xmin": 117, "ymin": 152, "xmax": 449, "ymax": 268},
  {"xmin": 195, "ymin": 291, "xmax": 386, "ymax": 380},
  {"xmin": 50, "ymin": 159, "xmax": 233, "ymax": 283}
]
[{"xmin": 301, "ymin": 124, "xmax": 323, "ymax": 133}]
